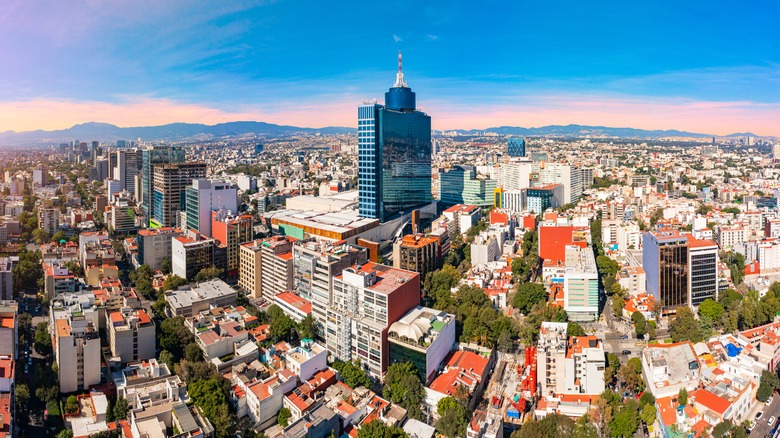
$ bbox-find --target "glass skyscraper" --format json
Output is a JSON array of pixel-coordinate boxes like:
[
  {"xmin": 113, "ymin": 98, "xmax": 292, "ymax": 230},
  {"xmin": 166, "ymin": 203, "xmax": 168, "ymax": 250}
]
[
  {"xmin": 140, "ymin": 145, "xmax": 185, "ymax": 224},
  {"xmin": 508, "ymin": 137, "xmax": 525, "ymax": 157},
  {"xmin": 358, "ymin": 53, "xmax": 432, "ymax": 222}
]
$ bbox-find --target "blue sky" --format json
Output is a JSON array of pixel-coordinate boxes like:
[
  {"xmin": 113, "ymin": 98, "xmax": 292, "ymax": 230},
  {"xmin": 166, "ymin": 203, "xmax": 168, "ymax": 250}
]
[{"xmin": 1, "ymin": 0, "xmax": 779, "ymax": 135}]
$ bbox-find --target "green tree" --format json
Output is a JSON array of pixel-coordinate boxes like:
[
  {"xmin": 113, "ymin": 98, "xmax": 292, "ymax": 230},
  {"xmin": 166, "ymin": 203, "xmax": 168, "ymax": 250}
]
[
  {"xmin": 383, "ymin": 362, "xmax": 425, "ymax": 420},
  {"xmin": 158, "ymin": 316, "xmax": 195, "ymax": 361},
  {"xmin": 669, "ymin": 306, "xmax": 703, "ymax": 343},
  {"xmin": 757, "ymin": 370, "xmax": 780, "ymax": 402},
  {"xmin": 297, "ymin": 315, "xmax": 317, "ymax": 340},
  {"xmin": 277, "ymin": 407, "xmax": 292, "ymax": 427},
  {"xmin": 65, "ymin": 395, "xmax": 80, "ymax": 414},
  {"xmin": 567, "ymin": 322, "xmax": 586, "ymax": 337},
  {"xmin": 162, "ymin": 275, "xmax": 188, "ymax": 292},
  {"xmin": 640, "ymin": 403, "xmax": 656, "ymax": 426},
  {"xmin": 631, "ymin": 311, "xmax": 647, "ymax": 337},
  {"xmin": 512, "ymin": 282, "xmax": 547, "ymax": 314},
  {"xmin": 189, "ymin": 378, "xmax": 234, "ymax": 438},
  {"xmin": 424, "ymin": 264, "xmax": 461, "ymax": 309},
  {"xmin": 194, "ymin": 266, "xmax": 223, "ymax": 282},
  {"xmin": 698, "ymin": 298, "xmax": 725, "ymax": 324},
  {"xmin": 618, "ymin": 358, "xmax": 645, "ymax": 392},
  {"xmin": 436, "ymin": 397, "xmax": 469, "ymax": 438},
  {"xmin": 604, "ymin": 353, "xmax": 620, "ymax": 383},
  {"xmin": 515, "ymin": 413, "xmax": 575, "ymax": 438},
  {"xmin": 58, "ymin": 430, "xmax": 74, "ymax": 438},
  {"xmin": 357, "ymin": 420, "xmax": 407, "ymax": 438},
  {"xmin": 159, "ymin": 350, "xmax": 175, "ymax": 369},
  {"xmin": 612, "ymin": 294, "xmax": 625, "ymax": 319},
  {"xmin": 678, "ymin": 388, "xmax": 688, "ymax": 406},
  {"xmin": 51, "ymin": 230, "xmax": 67, "ymax": 243},
  {"xmin": 332, "ymin": 360, "xmax": 370, "ymax": 389},
  {"xmin": 34, "ymin": 322, "xmax": 53, "ymax": 355},
  {"xmin": 269, "ymin": 311, "xmax": 295, "ymax": 341},
  {"xmin": 12, "ymin": 249, "xmax": 43, "ymax": 294},
  {"xmin": 161, "ymin": 257, "xmax": 172, "ymax": 275},
  {"xmin": 609, "ymin": 399, "xmax": 639, "ymax": 438},
  {"xmin": 185, "ymin": 342, "xmax": 203, "ymax": 362},
  {"xmin": 113, "ymin": 396, "xmax": 128, "ymax": 420},
  {"xmin": 572, "ymin": 415, "xmax": 599, "ymax": 438},
  {"xmin": 15, "ymin": 384, "xmax": 30, "ymax": 412}
]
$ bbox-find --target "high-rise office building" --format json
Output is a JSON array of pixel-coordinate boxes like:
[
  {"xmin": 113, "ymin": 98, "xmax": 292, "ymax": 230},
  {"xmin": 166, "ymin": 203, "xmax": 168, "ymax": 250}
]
[
  {"xmin": 643, "ymin": 230, "xmax": 689, "ymax": 313},
  {"xmin": 140, "ymin": 146, "xmax": 185, "ymax": 224},
  {"xmin": 507, "ymin": 137, "xmax": 526, "ymax": 157},
  {"xmin": 438, "ymin": 166, "xmax": 497, "ymax": 207},
  {"xmin": 184, "ymin": 179, "xmax": 238, "ymax": 237},
  {"xmin": 358, "ymin": 52, "xmax": 432, "ymax": 222},
  {"xmin": 686, "ymin": 236, "xmax": 719, "ymax": 307},
  {"xmin": 152, "ymin": 163, "xmax": 207, "ymax": 228}
]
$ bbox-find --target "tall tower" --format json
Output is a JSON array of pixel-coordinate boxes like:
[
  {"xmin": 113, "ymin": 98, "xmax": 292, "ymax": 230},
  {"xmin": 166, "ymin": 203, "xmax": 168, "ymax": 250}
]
[{"xmin": 358, "ymin": 52, "xmax": 432, "ymax": 222}]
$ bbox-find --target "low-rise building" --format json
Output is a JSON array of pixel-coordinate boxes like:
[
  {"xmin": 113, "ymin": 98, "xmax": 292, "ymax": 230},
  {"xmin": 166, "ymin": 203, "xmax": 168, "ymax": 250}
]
[
  {"xmin": 164, "ymin": 278, "xmax": 237, "ymax": 317},
  {"xmin": 273, "ymin": 292, "xmax": 312, "ymax": 323},
  {"xmin": 641, "ymin": 341, "xmax": 701, "ymax": 398},
  {"xmin": 388, "ymin": 306, "xmax": 456, "ymax": 385},
  {"xmin": 107, "ymin": 308, "xmax": 156, "ymax": 365}
]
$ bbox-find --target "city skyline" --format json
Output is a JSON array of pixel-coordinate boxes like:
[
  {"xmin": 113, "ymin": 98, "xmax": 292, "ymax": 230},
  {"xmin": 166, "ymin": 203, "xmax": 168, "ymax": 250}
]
[{"xmin": 2, "ymin": 1, "xmax": 780, "ymax": 135}]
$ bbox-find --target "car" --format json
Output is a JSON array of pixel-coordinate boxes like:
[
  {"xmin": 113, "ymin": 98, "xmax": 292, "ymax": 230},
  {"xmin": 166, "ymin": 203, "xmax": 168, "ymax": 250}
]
[
  {"xmin": 756, "ymin": 411, "xmax": 764, "ymax": 420},
  {"xmin": 27, "ymin": 357, "xmax": 31, "ymax": 365},
  {"xmin": 768, "ymin": 397, "xmax": 775, "ymax": 405},
  {"xmin": 769, "ymin": 416, "xmax": 776, "ymax": 426},
  {"xmin": 620, "ymin": 335, "xmax": 629, "ymax": 340},
  {"xmin": 622, "ymin": 350, "xmax": 631, "ymax": 355},
  {"xmin": 23, "ymin": 365, "xmax": 28, "ymax": 374}
]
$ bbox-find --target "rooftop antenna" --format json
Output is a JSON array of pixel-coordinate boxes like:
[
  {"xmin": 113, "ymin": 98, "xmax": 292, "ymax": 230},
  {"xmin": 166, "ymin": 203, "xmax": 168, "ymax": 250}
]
[{"xmin": 394, "ymin": 51, "xmax": 407, "ymax": 88}]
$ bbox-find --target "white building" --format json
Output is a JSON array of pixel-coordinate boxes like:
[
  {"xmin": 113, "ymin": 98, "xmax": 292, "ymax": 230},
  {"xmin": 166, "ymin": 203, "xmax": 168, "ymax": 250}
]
[
  {"xmin": 562, "ymin": 245, "xmax": 599, "ymax": 322},
  {"xmin": 537, "ymin": 322, "xmax": 605, "ymax": 397},
  {"xmin": 641, "ymin": 342, "xmax": 701, "ymax": 398},
  {"xmin": 107, "ymin": 308, "xmax": 156, "ymax": 365},
  {"xmin": 184, "ymin": 179, "xmax": 238, "ymax": 237},
  {"xmin": 53, "ymin": 308, "xmax": 101, "ymax": 393},
  {"xmin": 136, "ymin": 227, "xmax": 183, "ymax": 270}
]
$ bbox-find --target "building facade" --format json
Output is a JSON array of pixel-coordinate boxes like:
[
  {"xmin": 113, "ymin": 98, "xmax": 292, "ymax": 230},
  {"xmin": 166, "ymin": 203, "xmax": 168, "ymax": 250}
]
[{"xmin": 643, "ymin": 230, "xmax": 689, "ymax": 312}]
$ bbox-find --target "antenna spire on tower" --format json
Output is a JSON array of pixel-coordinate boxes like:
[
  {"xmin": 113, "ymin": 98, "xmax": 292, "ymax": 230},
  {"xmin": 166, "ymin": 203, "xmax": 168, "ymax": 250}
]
[{"xmin": 394, "ymin": 51, "xmax": 407, "ymax": 88}]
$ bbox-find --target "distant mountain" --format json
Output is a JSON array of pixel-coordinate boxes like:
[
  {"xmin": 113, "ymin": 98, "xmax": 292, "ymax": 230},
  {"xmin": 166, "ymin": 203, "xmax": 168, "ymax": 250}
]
[
  {"xmin": 447, "ymin": 124, "xmax": 720, "ymax": 139},
  {"xmin": 0, "ymin": 121, "xmax": 768, "ymax": 146},
  {"xmin": 0, "ymin": 121, "xmax": 355, "ymax": 145}
]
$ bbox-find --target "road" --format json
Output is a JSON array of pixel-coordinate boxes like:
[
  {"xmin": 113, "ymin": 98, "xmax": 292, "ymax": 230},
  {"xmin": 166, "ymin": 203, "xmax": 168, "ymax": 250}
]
[{"xmin": 751, "ymin": 397, "xmax": 780, "ymax": 438}]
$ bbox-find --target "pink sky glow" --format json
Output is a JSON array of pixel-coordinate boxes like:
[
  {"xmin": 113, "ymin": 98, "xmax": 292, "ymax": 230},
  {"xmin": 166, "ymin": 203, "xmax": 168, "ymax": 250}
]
[{"xmin": 1, "ymin": 95, "xmax": 778, "ymax": 137}]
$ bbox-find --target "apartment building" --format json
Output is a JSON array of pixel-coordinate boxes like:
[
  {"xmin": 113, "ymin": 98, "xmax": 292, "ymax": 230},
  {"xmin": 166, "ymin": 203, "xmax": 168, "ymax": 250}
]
[{"xmin": 107, "ymin": 308, "xmax": 156, "ymax": 365}]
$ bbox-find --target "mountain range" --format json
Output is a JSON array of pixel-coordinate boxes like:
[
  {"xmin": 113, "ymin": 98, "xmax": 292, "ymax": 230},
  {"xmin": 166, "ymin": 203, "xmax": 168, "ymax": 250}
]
[{"xmin": 0, "ymin": 121, "xmax": 764, "ymax": 145}]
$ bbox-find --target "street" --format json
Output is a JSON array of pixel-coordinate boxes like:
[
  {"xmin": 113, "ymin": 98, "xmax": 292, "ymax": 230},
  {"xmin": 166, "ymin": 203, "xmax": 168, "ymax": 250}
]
[{"xmin": 751, "ymin": 397, "xmax": 780, "ymax": 438}]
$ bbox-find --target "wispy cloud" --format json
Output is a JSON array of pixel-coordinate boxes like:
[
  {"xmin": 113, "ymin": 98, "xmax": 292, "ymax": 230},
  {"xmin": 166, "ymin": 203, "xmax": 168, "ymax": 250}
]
[
  {"xmin": 393, "ymin": 34, "xmax": 403, "ymax": 43},
  {"xmin": 426, "ymin": 34, "xmax": 439, "ymax": 41}
]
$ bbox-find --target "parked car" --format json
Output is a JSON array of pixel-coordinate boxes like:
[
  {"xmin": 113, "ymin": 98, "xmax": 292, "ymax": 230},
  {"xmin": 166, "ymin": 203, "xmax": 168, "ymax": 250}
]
[
  {"xmin": 768, "ymin": 416, "xmax": 776, "ymax": 426},
  {"xmin": 622, "ymin": 350, "xmax": 631, "ymax": 355},
  {"xmin": 620, "ymin": 335, "xmax": 629, "ymax": 340},
  {"xmin": 756, "ymin": 411, "xmax": 764, "ymax": 420},
  {"xmin": 768, "ymin": 397, "xmax": 775, "ymax": 405}
]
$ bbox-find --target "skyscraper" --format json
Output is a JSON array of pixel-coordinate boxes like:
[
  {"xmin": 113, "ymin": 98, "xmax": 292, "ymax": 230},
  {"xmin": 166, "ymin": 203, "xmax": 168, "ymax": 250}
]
[
  {"xmin": 358, "ymin": 52, "xmax": 432, "ymax": 222},
  {"xmin": 152, "ymin": 163, "xmax": 207, "ymax": 228},
  {"xmin": 507, "ymin": 137, "xmax": 525, "ymax": 157},
  {"xmin": 140, "ymin": 145, "xmax": 185, "ymax": 224},
  {"xmin": 643, "ymin": 230, "xmax": 689, "ymax": 313}
]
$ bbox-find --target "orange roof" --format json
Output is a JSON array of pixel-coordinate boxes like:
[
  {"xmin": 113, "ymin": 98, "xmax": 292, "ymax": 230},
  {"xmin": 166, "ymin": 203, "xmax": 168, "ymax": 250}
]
[
  {"xmin": 275, "ymin": 292, "xmax": 313, "ymax": 314},
  {"xmin": 657, "ymin": 396, "xmax": 677, "ymax": 426},
  {"xmin": 56, "ymin": 319, "xmax": 71, "ymax": 338},
  {"xmin": 693, "ymin": 389, "xmax": 730, "ymax": 415},
  {"xmin": 0, "ymin": 317, "xmax": 13, "ymax": 329}
]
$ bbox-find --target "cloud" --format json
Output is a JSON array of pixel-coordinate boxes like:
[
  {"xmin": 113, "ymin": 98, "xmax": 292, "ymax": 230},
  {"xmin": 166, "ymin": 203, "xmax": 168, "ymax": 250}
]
[
  {"xmin": 426, "ymin": 34, "xmax": 439, "ymax": 41},
  {"xmin": 393, "ymin": 34, "xmax": 403, "ymax": 43}
]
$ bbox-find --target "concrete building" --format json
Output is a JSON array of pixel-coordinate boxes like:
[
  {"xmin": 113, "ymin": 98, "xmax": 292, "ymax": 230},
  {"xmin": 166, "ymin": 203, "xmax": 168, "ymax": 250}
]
[
  {"xmin": 107, "ymin": 308, "xmax": 156, "ymax": 365},
  {"xmin": 387, "ymin": 306, "xmax": 456, "ymax": 385},
  {"xmin": 38, "ymin": 207, "xmax": 61, "ymax": 235},
  {"xmin": 641, "ymin": 341, "xmax": 701, "ymax": 398},
  {"xmin": 259, "ymin": 236, "xmax": 295, "ymax": 301},
  {"xmin": 44, "ymin": 262, "xmax": 78, "ymax": 300},
  {"xmin": 537, "ymin": 322, "xmax": 605, "ymax": 397},
  {"xmin": 0, "ymin": 302, "xmax": 17, "ymax": 359},
  {"xmin": 526, "ymin": 184, "xmax": 564, "ymax": 214},
  {"xmin": 328, "ymin": 262, "xmax": 420, "ymax": 378},
  {"xmin": 238, "ymin": 241, "xmax": 263, "ymax": 299},
  {"xmin": 439, "ymin": 166, "xmax": 497, "ymax": 207},
  {"xmin": 274, "ymin": 292, "xmax": 312, "ymax": 323},
  {"xmin": 184, "ymin": 179, "xmax": 239, "ymax": 237},
  {"xmin": 152, "ymin": 162, "xmax": 207, "ymax": 228},
  {"xmin": 211, "ymin": 211, "xmax": 253, "ymax": 278},
  {"xmin": 393, "ymin": 234, "xmax": 440, "ymax": 281},
  {"xmin": 716, "ymin": 226, "xmax": 749, "ymax": 250},
  {"xmin": 164, "ymin": 278, "xmax": 237, "ymax": 318},
  {"xmin": 0, "ymin": 260, "xmax": 12, "ymax": 301},
  {"xmin": 172, "ymin": 231, "xmax": 217, "ymax": 281},
  {"xmin": 53, "ymin": 310, "xmax": 101, "ymax": 393},
  {"xmin": 686, "ymin": 236, "xmax": 719, "ymax": 307},
  {"xmin": 109, "ymin": 193, "xmax": 137, "ymax": 231},
  {"xmin": 292, "ymin": 240, "xmax": 368, "ymax": 333},
  {"xmin": 617, "ymin": 266, "xmax": 646, "ymax": 295},
  {"xmin": 136, "ymin": 227, "xmax": 183, "ymax": 271},
  {"xmin": 442, "ymin": 204, "xmax": 481, "ymax": 235},
  {"xmin": 562, "ymin": 245, "xmax": 599, "ymax": 322}
]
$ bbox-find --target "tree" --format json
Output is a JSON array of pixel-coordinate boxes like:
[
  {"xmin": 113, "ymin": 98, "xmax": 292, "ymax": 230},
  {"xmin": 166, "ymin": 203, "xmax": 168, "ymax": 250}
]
[
  {"xmin": 698, "ymin": 298, "xmax": 725, "ymax": 324},
  {"xmin": 512, "ymin": 282, "xmax": 547, "ymax": 314},
  {"xmin": 631, "ymin": 311, "xmax": 647, "ymax": 337},
  {"xmin": 357, "ymin": 420, "xmax": 407, "ymax": 438},
  {"xmin": 269, "ymin": 311, "xmax": 295, "ymax": 341},
  {"xmin": 383, "ymin": 362, "xmax": 425, "ymax": 420},
  {"xmin": 678, "ymin": 388, "xmax": 688, "ymax": 406},
  {"xmin": 612, "ymin": 294, "xmax": 625, "ymax": 319},
  {"xmin": 618, "ymin": 358, "xmax": 645, "ymax": 393},
  {"xmin": 58, "ymin": 430, "xmax": 74, "ymax": 438},
  {"xmin": 609, "ymin": 399, "xmax": 639, "ymax": 438},
  {"xmin": 572, "ymin": 415, "xmax": 599, "ymax": 438},
  {"xmin": 297, "ymin": 315, "xmax": 317, "ymax": 340},
  {"xmin": 567, "ymin": 322, "xmax": 586, "ymax": 337},
  {"xmin": 185, "ymin": 342, "xmax": 203, "ymax": 362},
  {"xmin": 161, "ymin": 257, "xmax": 172, "ymax": 275},
  {"xmin": 158, "ymin": 316, "xmax": 195, "ymax": 361},
  {"xmin": 65, "ymin": 395, "xmax": 80, "ymax": 414},
  {"xmin": 32, "ymin": 228, "xmax": 50, "ymax": 244},
  {"xmin": 36, "ymin": 386, "xmax": 58, "ymax": 403},
  {"xmin": 189, "ymin": 378, "xmax": 234, "ymax": 438},
  {"xmin": 514, "ymin": 413, "xmax": 575, "ymax": 438},
  {"xmin": 277, "ymin": 407, "xmax": 292, "ymax": 427},
  {"xmin": 13, "ymin": 249, "xmax": 43, "ymax": 294},
  {"xmin": 332, "ymin": 361, "xmax": 370, "ymax": 389},
  {"xmin": 640, "ymin": 403, "xmax": 656, "ymax": 426},
  {"xmin": 51, "ymin": 230, "xmax": 67, "ymax": 243},
  {"xmin": 162, "ymin": 275, "xmax": 188, "ymax": 292},
  {"xmin": 113, "ymin": 396, "xmax": 128, "ymax": 420},
  {"xmin": 436, "ymin": 397, "xmax": 469, "ymax": 438},
  {"xmin": 757, "ymin": 370, "xmax": 780, "ymax": 402},
  {"xmin": 424, "ymin": 264, "xmax": 461, "ymax": 309},
  {"xmin": 159, "ymin": 350, "xmax": 175, "ymax": 368},
  {"xmin": 194, "ymin": 266, "xmax": 223, "ymax": 282},
  {"xmin": 604, "ymin": 353, "xmax": 620, "ymax": 383},
  {"xmin": 15, "ymin": 384, "xmax": 30, "ymax": 412},
  {"xmin": 669, "ymin": 306, "xmax": 703, "ymax": 343},
  {"xmin": 34, "ymin": 322, "xmax": 53, "ymax": 355}
]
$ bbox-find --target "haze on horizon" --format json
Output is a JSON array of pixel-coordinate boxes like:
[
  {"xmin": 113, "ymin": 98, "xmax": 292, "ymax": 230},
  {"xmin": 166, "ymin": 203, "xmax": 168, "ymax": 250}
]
[{"xmin": 1, "ymin": 1, "xmax": 779, "ymax": 136}]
